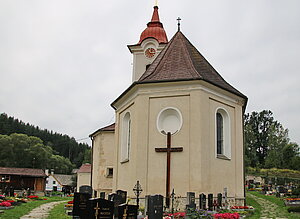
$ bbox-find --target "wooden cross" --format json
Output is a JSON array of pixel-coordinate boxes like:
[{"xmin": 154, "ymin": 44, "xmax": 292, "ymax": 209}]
[
  {"xmin": 155, "ymin": 132, "xmax": 183, "ymax": 208},
  {"xmin": 122, "ymin": 206, "xmax": 128, "ymax": 219},
  {"xmin": 94, "ymin": 202, "xmax": 100, "ymax": 219}
]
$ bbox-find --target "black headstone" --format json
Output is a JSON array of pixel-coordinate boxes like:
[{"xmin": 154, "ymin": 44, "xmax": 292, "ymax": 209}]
[
  {"xmin": 217, "ymin": 193, "xmax": 222, "ymax": 209},
  {"xmin": 199, "ymin": 193, "xmax": 206, "ymax": 210},
  {"xmin": 73, "ymin": 192, "xmax": 92, "ymax": 218},
  {"xmin": 208, "ymin": 194, "xmax": 213, "ymax": 211},
  {"xmin": 100, "ymin": 192, "xmax": 106, "ymax": 199},
  {"xmin": 89, "ymin": 198, "xmax": 114, "ymax": 219},
  {"xmin": 186, "ymin": 192, "xmax": 196, "ymax": 209},
  {"xmin": 79, "ymin": 185, "xmax": 93, "ymax": 195},
  {"xmin": 116, "ymin": 190, "xmax": 127, "ymax": 203},
  {"xmin": 118, "ymin": 203, "xmax": 138, "ymax": 219},
  {"xmin": 146, "ymin": 194, "xmax": 163, "ymax": 219},
  {"xmin": 9, "ymin": 186, "xmax": 14, "ymax": 197}
]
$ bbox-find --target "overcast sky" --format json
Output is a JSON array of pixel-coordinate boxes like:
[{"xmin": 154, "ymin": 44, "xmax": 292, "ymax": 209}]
[{"xmin": 1, "ymin": 0, "xmax": 299, "ymax": 145}]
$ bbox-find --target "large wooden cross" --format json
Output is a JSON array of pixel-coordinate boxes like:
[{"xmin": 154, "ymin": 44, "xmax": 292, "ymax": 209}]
[
  {"xmin": 94, "ymin": 202, "xmax": 100, "ymax": 219},
  {"xmin": 155, "ymin": 132, "xmax": 183, "ymax": 208}
]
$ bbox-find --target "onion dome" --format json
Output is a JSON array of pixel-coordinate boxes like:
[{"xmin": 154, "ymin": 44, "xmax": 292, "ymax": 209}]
[{"xmin": 138, "ymin": 6, "xmax": 168, "ymax": 44}]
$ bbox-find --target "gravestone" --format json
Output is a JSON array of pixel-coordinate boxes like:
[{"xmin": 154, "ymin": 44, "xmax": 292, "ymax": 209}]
[
  {"xmin": 73, "ymin": 192, "xmax": 92, "ymax": 218},
  {"xmin": 100, "ymin": 192, "xmax": 106, "ymax": 199},
  {"xmin": 110, "ymin": 191, "xmax": 127, "ymax": 217},
  {"xmin": 186, "ymin": 192, "xmax": 196, "ymax": 209},
  {"xmin": 199, "ymin": 193, "xmax": 206, "ymax": 210},
  {"xmin": 9, "ymin": 186, "xmax": 14, "ymax": 197},
  {"xmin": 79, "ymin": 185, "xmax": 93, "ymax": 195},
  {"xmin": 217, "ymin": 193, "xmax": 222, "ymax": 209},
  {"xmin": 146, "ymin": 195, "xmax": 163, "ymax": 219},
  {"xmin": 89, "ymin": 198, "xmax": 114, "ymax": 219},
  {"xmin": 208, "ymin": 194, "xmax": 213, "ymax": 211},
  {"xmin": 118, "ymin": 203, "xmax": 138, "ymax": 219},
  {"xmin": 116, "ymin": 190, "xmax": 127, "ymax": 203}
]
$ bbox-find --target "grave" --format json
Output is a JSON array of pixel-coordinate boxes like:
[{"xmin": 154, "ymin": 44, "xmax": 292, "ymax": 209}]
[
  {"xmin": 186, "ymin": 192, "xmax": 196, "ymax": 209},
  {"xmin": 109, "ymin": 190, "xmax": 127, "ymax": 217},
  {"xmin": 100, "ymin": 192, "xmax": 106, "ymax": 199},
  {"xmin": 118, "ymin": 203, "xmax": 138, "ymax": 219},
  {"xmin": 208, "ymin": 194, "xmax": 213, "ymax": 211},
  {"xmin": 79, "ymin": 185, "xmax": 93, "ymax": 195},
  {"xmin": 199, "ymin": 193, "xmax": 206, "ymax": 210},
  {"xmin": 217, "ymin": 193, "xmax": 222, "ymax": 209},
  {"xmin": 73, "ymin": 192, "xmax": 92, "ymax": 218},
  {"xmin": 89, "ymin": 198, "xmax": 114, "ymax": 219},
  {"xmin": 146, "ymin": 194, "xmax": 163, "ymax": 219}
]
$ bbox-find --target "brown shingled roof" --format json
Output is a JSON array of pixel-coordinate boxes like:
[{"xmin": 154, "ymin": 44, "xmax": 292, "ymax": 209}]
[
  {"xmin": 138, "ymin": 31, "xmax": 246, "ymax": 99},
  {"xmin": 0, "ymin": 167, "xmax": 46, "ymax": 177},
  {"xmin": 77, "ymin": 163, "xmax": 91, "ymax": 173},
  {"xmin": 89, "ymin": 123, "xmax": 115, "ymax": 137}
]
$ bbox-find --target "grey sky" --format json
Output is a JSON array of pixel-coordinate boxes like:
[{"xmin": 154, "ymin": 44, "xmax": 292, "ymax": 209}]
[{"xmin": 0, "ymin": 0, "xmax": 299, "ymax": 145}]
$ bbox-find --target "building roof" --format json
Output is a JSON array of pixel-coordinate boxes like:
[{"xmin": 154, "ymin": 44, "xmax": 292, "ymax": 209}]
[
  {"xmin": 138, "ymin": 6, "xmax": 168, "ymax": 44},
  {"xmin": 138, "ymin": 31, "xmax": 247, "ymax": 99},
  {"xmin": 0, "ymin": 167, "xmax": 46, "ymax": 177},
  {"xmin": 77, "ymin": 163, "xmax": 91, "ymax": 173},
  {"xmin": 53, "ymin": 174, "xmax": 73, "ymax": 186},
  {"xmin": 89, "ymin": 123, "xmax": 115, "ymax": 137}
]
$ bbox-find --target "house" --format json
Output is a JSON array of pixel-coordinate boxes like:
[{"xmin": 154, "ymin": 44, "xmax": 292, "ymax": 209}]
[
  {"xmin": 45, "ymin": 170, "xmax": 74, "ymax": 193},
  {"xmin": 77, "ymin": 163, "xmax": 91, "ymax": 192},
  {"xmin": 0, "ymin": 167, "xmax": 46, "ymax": 195}
]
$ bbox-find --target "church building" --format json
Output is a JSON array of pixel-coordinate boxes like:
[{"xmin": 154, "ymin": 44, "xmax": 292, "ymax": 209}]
[{"xmin": 90, "ymin": 5, "xmax": 247, "ymax": 206}]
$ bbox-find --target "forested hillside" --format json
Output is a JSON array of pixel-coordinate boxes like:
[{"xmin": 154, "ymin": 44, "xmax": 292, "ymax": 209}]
[{"xmin": 0, "ymin": 113, "xmax": 90, "ymax": 171}]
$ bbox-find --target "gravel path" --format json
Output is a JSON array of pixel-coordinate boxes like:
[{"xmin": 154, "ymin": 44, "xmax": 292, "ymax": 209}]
[
  {"xmin": 247, "ymin": 193, "xmax": 288, "ymax": 219},
  {"xmin": 20, "ymin": 200, "xmax": 66, "ymax": 219}
]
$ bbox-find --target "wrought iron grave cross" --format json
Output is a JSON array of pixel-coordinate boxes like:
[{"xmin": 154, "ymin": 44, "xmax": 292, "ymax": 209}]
[{"xmin": 155, "ymin": 132, "xmax": 183, "ymax": 208}]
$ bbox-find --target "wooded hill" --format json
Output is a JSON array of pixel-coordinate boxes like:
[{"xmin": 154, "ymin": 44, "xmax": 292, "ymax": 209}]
[{"xmin": 0, "ymin": 113, "xmax": 90, "ymax": 172}]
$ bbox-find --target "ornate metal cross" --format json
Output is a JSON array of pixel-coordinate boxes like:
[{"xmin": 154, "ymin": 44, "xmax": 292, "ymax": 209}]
[
  {"xmin": 155, "ymin": 132, "xmax": 183, "ymax": 208},
  {"xmin": 177, "ymin": 17, "xmax": 182, "ymax": 31}
]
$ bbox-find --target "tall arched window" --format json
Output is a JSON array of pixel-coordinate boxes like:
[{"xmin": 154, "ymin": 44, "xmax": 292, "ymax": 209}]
[
  {"xmin": 120, "ymin": 112, "xmax": 131, "ymax": 163},
  {"xmin": 216, "ymin": 108, "xmax": 231, "ymax": 159}
]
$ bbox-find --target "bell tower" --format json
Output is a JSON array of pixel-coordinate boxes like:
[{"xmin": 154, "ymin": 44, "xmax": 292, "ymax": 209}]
[{"xmin": 128, "ymin": 6, "xmax": 168, "ymax": 82}]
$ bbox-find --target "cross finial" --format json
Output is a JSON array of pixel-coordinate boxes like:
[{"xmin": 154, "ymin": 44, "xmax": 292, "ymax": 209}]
[{"xmin": 177, "ymin": 17, "xmax": 181, "ymax": 31}]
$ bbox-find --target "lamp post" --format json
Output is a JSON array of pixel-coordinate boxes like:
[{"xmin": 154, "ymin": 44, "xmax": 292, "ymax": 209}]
[{"xmin": 133, "ymin": 180, "xmax": 143, "ymax": 208}]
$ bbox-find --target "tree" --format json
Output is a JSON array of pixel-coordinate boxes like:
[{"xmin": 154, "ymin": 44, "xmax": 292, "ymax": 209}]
[{"xmin": 244, "ymin": 110, "xmax": 299, "ymax": 169}]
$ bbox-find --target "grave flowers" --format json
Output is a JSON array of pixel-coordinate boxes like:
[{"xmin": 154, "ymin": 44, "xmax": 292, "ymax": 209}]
[
  {"xmin": 0, "ymin": 201, "xmax": 12, "ymax": 207},
  {"xmin": 213, "ymin": 212, "xmax": 240, "ymax": 219}
]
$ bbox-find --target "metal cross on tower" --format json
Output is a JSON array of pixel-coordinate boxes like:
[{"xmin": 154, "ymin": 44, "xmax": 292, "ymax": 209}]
[
  {"xmin": 177, "ymin": 17, "xmax": 182, "ymax": 31},
  {"xmin": 155, "ymin": 132, "xmax": 183, "ymax": 208}
]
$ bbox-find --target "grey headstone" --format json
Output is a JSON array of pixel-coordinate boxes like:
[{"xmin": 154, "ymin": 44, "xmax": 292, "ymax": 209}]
[{"xmin": 186, "ymin": 192, "xmax": 196, "ymax": 210}]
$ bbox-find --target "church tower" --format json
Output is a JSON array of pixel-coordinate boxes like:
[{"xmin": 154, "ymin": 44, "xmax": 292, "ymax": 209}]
[
  {"xmin": 128, "ymin": 6, "xmax": 168, "ymax": 82},
  {"xmin": 91, "ymin": 4, "xmax": 248, "ymax": 208}
]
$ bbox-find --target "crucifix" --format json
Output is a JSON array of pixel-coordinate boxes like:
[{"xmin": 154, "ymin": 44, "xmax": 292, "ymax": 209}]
[
  {"xmin": 155, "ymin": 132, "xmax": 183, "ymax": 208},
  {"xmin": 177, "ymin": 17, "xmax": 181, "ymax": 31},
  {"xmin": 94, "ymin": 202, "xmax": 100, "ymax": 219}
]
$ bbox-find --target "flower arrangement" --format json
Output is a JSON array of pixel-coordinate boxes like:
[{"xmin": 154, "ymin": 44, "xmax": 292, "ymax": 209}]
[
  {"xmin": 213, "ymin": 212, "xmax": 240, "ymax": 219},
  {"xmin": 0, "ymin": 201, "xmax": 12, "ymax": 207},
  {"xmin": 230, "ymin": 206, "xmax": 253, "ymax": 209},
  {"xmin": 165, "ymin": 211, "xmax": 186, "ymax": 218},
  {"xmin": 28, "ymin": 195, "xmax": 39, "ymax": 199},
  {"xmin": 68, "ymin": 200, "xmax": 74, "ymax": 204},
  {"xmin": 286, "ymin": 198, "xmax": 300, "ymax": 201}
]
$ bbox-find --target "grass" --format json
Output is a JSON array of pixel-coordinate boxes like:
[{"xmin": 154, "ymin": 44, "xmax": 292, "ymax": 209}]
[
  {"xmin": 247, "ymin": 191, "xmax": 300, "ymax": 219},
  {"xmin": 245, "ymin": 193, "xmax": 261, "ymax": 219},
  {"xmin": 0, "ymin": 196, "xmax": 71, "ymax": 219},
  {"xmin": 47, "ymin": 201, "xmax": 71, "ymax": 219}
]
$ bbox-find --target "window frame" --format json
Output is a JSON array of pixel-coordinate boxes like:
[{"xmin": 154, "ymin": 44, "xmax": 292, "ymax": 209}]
[{"xmin": 120, "ymin": 112, "xmax": 131, "ymax": 163}]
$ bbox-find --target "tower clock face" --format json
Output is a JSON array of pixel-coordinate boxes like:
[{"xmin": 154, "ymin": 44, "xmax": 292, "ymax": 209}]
[{"xmin": 145, "ymin": 47, "xmax": 156, "ymax": 58}]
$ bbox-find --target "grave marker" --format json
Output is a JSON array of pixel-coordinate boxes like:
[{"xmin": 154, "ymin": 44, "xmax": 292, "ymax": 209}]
[
  {"xmin": 186, "ymin": 192, "xmax": 196, "ymax": 210},
  {"xmin": 89, "ymin": 198, "xmax": 114, "ymax": 219},
  {"xmin": 208, "ymin": 194, "xmax": 213, "ymax": 211},
  {"xmin": 79, "ymin": 185, "xmax": 93, "ymax": 195},
  {"xmin": 118, "ymin": 203, "xmax": 138, "ymax": 219},
  {"xmin": 199, "ymin": 193, "xmax": 206, "ymax": 210},
  {"xmin": 146, "ymin": 194, "xmax": 163, "ymax": 219},
  {"xmin": 73, "ymin": 192, "xmax": 92, "ymax": 218},
  {"xmin": 217, "ymin": 193, "xmax": 222, "ymax": 209}
]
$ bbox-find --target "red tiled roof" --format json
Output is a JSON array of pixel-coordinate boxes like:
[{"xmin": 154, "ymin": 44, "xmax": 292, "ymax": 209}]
[
  {"xmin": 138, "ymin": 31, "xmax": 247, "ymax": 99},
  {"xmin": 77, "ymin": 163, "xmax": 91, "ymax": 173},
  {"xmin": 138, "ymin": 6, "xmax": 168, "ymax": 44},
  {"xmin": 0, "ymin": 167, "xmax": 46, "ymax": 177}
]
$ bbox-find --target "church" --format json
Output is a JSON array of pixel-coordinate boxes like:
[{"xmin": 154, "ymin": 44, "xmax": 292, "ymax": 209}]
[{"xmin": 90, "ymin": 5, "xmax": 247, "ymax": 207}]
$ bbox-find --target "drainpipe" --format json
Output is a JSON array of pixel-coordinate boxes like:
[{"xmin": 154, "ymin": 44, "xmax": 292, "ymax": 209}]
[{"xmin": 90, "ymin": 135, "xmax": 94, "ymax": 195}]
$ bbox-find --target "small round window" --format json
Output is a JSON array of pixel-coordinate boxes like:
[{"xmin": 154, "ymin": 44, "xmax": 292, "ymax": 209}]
[{"xmin": 157, "ymin": 107, "xmax": 183, "ymax": 135}]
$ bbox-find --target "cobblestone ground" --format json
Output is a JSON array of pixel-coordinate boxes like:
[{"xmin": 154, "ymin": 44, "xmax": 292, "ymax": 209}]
[
  {"xmin": 20, "ymin": 200, "xmax": 66, "ymax": 219},
  {"xmin": 247, "ymin": 193, "xmax": 288, "ymax": 219}
]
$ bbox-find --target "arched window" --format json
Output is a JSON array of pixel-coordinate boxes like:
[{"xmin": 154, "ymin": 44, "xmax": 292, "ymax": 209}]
[
  {"xmin": 120, "ymin": 112, "xmax": 131, "ymax": 163},
  {"xmin": 216, "ymin": 108, "xmax": 231, "ymax": 159}
]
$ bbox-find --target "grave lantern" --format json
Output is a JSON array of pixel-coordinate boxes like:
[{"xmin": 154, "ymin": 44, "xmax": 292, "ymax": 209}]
[{"xmin": 133, "ymin": 180, "xmax": 143, "ymax": 207}]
